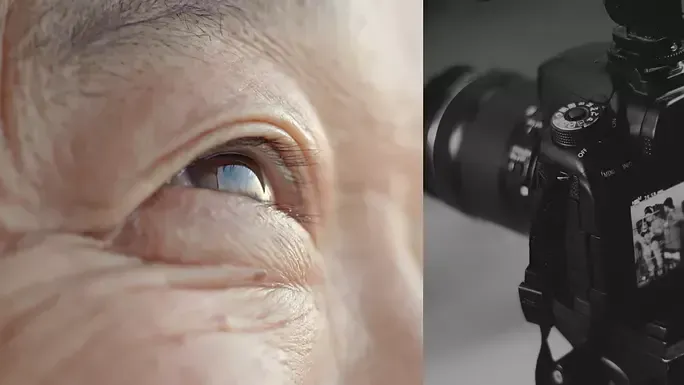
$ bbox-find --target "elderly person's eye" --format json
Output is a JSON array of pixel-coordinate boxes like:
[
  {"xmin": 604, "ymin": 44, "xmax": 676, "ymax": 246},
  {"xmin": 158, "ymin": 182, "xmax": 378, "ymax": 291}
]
[
  {"xmin": 169, "ymin": 153, "xmax": 273, "ymax": 202},
  {"xmin": 163, "ymin": 136, "xmax": 315, "ymax": 223}
]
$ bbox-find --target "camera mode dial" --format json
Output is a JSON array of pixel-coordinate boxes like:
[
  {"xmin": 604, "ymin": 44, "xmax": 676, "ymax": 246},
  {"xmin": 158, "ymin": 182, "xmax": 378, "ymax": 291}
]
[{"xmin": 551, "ymin": 101, "xmax": 604, "ymax": 148}]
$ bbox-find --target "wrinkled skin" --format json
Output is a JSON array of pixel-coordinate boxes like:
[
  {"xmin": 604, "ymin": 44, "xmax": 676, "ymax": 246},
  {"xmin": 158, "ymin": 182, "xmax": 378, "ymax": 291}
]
[{"xmin": 0, "ymin": 1, "xmax": 422, "ymax": 385}]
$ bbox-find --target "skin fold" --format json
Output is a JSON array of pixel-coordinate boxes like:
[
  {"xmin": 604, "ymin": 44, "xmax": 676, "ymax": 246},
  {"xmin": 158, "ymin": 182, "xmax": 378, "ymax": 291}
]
[{"xmin": 0, "ymin": 1, "xmax": 422, "ymax": 385}]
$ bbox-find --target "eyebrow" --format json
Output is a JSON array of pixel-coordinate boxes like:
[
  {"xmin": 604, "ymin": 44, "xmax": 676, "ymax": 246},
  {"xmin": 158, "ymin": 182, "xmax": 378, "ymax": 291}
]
[{"xmin": 65, "ymin": 0, "xmax": 244, "ymax": 53}]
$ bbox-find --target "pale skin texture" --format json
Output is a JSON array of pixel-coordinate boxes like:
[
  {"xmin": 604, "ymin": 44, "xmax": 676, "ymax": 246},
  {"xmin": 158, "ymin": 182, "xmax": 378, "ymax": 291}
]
[{"xmin": 0, "ymin": 1, "xmax": 422, "ymax": 385}]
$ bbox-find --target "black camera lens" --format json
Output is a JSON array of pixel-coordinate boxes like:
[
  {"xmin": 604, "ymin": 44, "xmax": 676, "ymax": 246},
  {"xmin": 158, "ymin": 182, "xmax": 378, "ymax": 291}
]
[{"xmin": 424, "ymin": 66, "xmax": 540, "ymax": 234}]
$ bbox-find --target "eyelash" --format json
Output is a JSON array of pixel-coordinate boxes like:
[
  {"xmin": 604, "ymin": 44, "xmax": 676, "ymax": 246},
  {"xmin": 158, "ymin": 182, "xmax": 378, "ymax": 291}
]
[
  {"xmin": 255, "ymin": 139, "xmax": 318, "ymax": 181},
  {"xmin": 196, "ymin": 137, "xmax": 319, "ymax": 224}
]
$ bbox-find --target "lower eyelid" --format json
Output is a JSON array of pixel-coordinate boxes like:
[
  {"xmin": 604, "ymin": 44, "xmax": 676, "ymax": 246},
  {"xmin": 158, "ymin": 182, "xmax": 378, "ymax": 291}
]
[{"xmin": 113, "ymin": 187, "xmax": 317, "ymax": 286}]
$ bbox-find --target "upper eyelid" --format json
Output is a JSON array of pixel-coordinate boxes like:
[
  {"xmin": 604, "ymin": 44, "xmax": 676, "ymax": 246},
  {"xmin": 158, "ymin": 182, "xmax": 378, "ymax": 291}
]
[
  {"xmin": 197, "ymin": 137, "xmax": 315, "ymax": 186},
  {"xmin": 206, "ymin": 137, "xmax": 319, "ymax": 166},
  {"xmin": 197, "ymin": 137, "xmax": 268, "ymax": 159}
]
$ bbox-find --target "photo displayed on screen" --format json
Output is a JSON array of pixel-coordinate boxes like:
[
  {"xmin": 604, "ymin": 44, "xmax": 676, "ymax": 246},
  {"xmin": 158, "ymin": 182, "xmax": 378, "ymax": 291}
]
[{"xmin": 631, "ymin": 182, "xmax": 684, "ymax": 288}]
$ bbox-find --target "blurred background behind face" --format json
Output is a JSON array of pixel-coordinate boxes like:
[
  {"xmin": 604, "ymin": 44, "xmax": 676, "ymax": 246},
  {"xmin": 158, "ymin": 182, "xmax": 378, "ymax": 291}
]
[{"xmin": 424, "ymin": 1, "xmax": 613, "ymax": 384}]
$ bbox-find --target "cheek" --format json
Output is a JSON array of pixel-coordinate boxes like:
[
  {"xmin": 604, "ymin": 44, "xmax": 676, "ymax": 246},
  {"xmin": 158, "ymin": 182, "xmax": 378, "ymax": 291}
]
[
  {"xmin": 111, "ymin": 186, "xmax": 323, "ymax": 286},
  {"xmin": 0, "ymin": 281, "xmax": 321, "ymax": 385},
  {"xmin": 0, "ymin": 186, "xmax": 329, "ymax": 385},
  {"xmin": 0, "ymin": 239, "xmax": 324, "ymax": 385}
]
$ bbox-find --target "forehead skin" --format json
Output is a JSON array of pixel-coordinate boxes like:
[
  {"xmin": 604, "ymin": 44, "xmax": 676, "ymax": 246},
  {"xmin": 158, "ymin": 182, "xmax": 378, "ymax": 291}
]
[
  {"xmin": 0, "ymin": 0, "xmax": 422, "ymax": 384},
  {"xmin": 0, "ymin": 0, "xmax": 422, "ymax": 232}
]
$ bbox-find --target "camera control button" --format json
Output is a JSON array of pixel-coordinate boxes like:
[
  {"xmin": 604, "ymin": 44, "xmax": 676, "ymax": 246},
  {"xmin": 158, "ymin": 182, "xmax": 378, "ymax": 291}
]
[
  {"xmin": 567, "ymin": 106, "xmax": 589, "ymax": 121},
  {"xmin": 551, "ymin": 102, "xmax": 605, "ymax": 148}
]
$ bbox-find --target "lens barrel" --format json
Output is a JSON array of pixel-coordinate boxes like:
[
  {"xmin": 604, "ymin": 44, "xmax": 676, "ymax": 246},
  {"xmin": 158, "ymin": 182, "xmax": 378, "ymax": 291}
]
[{"xmin": 424, "ymin": 66, "xmax": 539, "ymax": 234}]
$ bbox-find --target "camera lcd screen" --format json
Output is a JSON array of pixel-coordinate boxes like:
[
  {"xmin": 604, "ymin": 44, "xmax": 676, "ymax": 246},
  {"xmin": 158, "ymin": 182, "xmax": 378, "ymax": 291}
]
[{"xmin": 631, "ymin": 182, "xmax": 684, "ymax": 288}]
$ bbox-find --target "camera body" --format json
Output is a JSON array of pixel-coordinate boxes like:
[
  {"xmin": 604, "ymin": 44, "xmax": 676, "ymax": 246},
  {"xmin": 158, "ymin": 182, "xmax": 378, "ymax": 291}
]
[
  {"xmin": 518, "ymin": 36, "xmax": 684, "ymax": 382},
  {"xmin": 424, "ymin": 1, "xmax": 684, "ymax": 382}
]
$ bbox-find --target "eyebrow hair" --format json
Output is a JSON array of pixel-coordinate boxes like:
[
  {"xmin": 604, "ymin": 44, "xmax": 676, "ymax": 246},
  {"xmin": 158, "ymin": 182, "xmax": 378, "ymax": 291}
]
[{"xmin": 64, "ymin": 0, "xmax": 244, "ymax": 53}]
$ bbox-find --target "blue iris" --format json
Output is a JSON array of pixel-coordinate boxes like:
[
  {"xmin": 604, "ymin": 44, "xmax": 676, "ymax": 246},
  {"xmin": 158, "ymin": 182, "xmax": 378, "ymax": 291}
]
[{"xmin": 217, "ymin": 164, "xmax": 267, "ymax": 199}]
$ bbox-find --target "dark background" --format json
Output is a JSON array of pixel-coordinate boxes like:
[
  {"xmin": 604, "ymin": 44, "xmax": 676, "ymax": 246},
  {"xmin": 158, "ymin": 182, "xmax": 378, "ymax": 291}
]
[{"xmin": 424, "ymin": 1, "xmax": 614, "ymax": 384}]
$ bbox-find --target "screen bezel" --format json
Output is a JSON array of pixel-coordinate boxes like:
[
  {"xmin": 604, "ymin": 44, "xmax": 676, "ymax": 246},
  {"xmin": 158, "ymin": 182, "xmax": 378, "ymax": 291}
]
[
  {"xmin": 615, "ymin": 153, "xmax": 684, "ymax": 319},
  {"xmin": 574, "ymin": 135, "xmax": 684, "ymax": 322}
]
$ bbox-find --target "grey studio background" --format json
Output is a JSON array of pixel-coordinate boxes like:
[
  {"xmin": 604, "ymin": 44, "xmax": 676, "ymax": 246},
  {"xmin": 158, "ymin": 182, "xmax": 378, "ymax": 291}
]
[{"xmin": 424, "ymin": 1, "xmax": 614, "ymax": 384}]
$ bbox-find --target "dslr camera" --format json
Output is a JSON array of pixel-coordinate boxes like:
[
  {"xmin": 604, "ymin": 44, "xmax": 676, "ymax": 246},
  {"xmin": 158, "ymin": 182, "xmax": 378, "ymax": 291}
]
[{"xmin": 425, "ymin": 1, "xmax": 684, "ymax": 384}]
